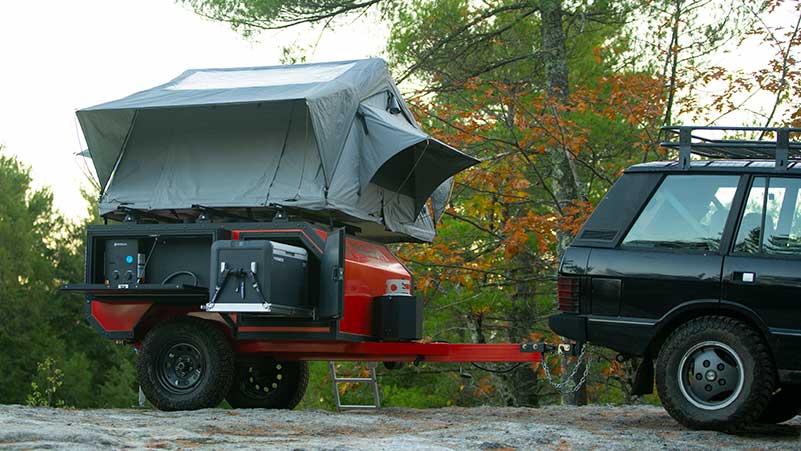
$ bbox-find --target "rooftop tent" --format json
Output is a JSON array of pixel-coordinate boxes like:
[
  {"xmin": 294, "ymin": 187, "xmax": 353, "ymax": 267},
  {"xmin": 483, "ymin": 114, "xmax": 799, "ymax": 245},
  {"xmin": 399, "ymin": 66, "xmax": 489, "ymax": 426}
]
[{"xmin": 76, "ymin": 59, "xmax": 479, "ymax": 242}]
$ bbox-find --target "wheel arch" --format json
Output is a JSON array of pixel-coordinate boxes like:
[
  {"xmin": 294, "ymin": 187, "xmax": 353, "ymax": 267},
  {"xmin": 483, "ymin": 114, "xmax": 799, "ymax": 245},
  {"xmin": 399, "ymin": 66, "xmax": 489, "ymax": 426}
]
[
  {"xmin": 133, "ymin": 306, "xmax": 234, "ymax": 342},
  {"xmin": 647, "ymin": 300, "xmax": 773, "ymax": 360}
]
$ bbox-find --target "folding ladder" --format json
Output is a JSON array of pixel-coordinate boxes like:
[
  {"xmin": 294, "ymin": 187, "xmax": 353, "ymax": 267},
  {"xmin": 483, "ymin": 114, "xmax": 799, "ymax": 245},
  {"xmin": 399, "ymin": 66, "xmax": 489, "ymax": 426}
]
[{"xmin": 328, "ymin": 361, "xmax": 381, "ymax": 411}]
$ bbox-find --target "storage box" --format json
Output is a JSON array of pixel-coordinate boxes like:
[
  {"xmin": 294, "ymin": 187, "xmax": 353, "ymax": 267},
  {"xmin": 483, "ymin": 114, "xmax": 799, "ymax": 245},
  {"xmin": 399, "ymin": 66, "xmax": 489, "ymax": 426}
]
[
  {"xmin": 372, "ymin": 295, "xmax": 423, "ymax": 341},
  {"xmin": 208, "ymin": 240, "xmax": 308, "ymax": 314}
]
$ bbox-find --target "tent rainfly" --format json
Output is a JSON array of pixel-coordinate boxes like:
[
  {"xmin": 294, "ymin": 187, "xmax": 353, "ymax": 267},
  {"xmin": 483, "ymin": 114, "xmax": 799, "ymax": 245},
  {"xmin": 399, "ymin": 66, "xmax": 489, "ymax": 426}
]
[{"xmin": 77, "ymin": 58, "xmax": 479, "ymax": 242}]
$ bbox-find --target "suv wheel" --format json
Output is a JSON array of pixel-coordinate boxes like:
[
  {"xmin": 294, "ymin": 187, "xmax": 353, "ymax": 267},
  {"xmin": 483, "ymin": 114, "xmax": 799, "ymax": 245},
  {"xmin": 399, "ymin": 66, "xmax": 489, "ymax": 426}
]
[
  {"xmin": 656, "ymin": 316, "xmax": 775, "ymax": 431},
  {"xmin": 137, "ymin": 317, "xmax": 234, "ymax": 411}
]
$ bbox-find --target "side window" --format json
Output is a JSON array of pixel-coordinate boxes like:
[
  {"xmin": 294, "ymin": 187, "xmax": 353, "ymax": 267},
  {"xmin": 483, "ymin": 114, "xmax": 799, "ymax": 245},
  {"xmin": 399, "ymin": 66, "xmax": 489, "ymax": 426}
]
[
  {"xmin": 734, "ymin": 177, "xmax": 801, "ymax": 256},
  {"xmin": 622, "ymin": 175, "xmax": 738, "ymax": 251}
]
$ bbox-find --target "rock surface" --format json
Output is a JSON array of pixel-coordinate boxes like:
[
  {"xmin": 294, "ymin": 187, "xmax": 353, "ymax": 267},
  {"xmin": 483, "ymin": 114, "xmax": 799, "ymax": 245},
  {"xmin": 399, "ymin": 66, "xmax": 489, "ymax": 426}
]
[{"xmin": 0, "ymin": 404, "xmax": 799, "ymax": 449}]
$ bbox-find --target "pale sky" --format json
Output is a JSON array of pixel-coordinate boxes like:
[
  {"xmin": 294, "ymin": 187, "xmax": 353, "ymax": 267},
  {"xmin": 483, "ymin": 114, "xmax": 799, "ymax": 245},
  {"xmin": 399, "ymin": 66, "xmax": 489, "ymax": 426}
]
[
  {"xmin": 0, "ymin": 0, "xmax": 385, "ymax": 218},
  {"xmin": 0, "ymin": 1, "xmax": 795, "ymax": 219}
]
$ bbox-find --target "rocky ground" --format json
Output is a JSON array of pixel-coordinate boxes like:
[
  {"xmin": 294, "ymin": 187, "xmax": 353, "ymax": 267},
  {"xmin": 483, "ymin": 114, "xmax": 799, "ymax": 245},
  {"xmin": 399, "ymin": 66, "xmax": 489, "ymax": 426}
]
[{"xmin": 0, "ymin": 404, "xmax": 799, "ymax": 450}]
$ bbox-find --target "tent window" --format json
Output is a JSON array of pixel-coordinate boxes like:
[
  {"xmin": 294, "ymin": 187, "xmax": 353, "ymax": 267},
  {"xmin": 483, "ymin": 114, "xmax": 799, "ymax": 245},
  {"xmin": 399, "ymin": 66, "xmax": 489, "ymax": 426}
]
[{"xmin": 167, "ymin": 63, "xmax": 356, "ymax": 91}]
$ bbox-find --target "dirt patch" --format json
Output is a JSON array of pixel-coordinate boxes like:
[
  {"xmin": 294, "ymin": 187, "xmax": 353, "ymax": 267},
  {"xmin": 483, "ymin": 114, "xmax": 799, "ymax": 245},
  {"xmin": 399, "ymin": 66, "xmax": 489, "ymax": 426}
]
[{"xmin": 0, "ymin": 404, "xmax": 798, "ymax": 449}]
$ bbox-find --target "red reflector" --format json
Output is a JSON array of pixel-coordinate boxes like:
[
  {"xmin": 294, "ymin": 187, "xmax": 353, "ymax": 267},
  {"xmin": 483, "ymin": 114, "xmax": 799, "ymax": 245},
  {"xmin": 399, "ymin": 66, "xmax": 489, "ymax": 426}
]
[{"xmin": 557, "ymin": 276, "xmax": 580, "ymax": 313}]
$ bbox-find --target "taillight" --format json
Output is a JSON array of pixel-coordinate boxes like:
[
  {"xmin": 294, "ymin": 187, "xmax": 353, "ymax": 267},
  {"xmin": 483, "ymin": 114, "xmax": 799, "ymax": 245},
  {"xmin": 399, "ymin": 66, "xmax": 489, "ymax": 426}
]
[{"xmin": 557, "ymin": 275, "xmax": 580, "ymax": 313}]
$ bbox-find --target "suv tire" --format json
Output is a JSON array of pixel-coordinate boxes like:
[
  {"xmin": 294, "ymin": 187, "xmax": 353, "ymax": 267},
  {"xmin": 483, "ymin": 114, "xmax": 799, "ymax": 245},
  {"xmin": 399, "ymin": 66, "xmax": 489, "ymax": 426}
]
[
  {"xmin": 656, "ymin": 316, "xmax": 775, "ymax": 431},
  {"xmin": 758, "ymin": 385, "xmax": 801, "ymax": 424},
  {"xmin": 226, "ymin": 358, "xmax": 309, "ymax": 409},
  {"xmin": 137, "ymin": 317, "xmax": 234, "ymax": 411}
]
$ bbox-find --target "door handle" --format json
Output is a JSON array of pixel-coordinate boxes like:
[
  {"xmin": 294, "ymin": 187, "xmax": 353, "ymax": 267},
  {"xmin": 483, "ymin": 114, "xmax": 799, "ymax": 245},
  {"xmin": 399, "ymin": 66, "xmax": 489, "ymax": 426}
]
[{"xmin": 737, "ymin": 272, "xmax": 756, "ymax": 283}]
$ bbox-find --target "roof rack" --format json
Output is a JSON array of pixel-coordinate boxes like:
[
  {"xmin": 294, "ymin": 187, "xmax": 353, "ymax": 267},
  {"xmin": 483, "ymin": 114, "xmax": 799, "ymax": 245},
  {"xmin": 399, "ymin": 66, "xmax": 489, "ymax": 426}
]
[{"xmin": 661, "ymin": 125, "xmax": 801, "ymax": 170}]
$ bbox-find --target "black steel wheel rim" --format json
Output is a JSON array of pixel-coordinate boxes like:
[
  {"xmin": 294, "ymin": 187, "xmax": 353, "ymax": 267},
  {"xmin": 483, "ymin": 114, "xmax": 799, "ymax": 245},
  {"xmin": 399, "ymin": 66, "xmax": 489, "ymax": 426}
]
[
  {"xmin": 678, "ymin": 340, "xmax": 744, "ymax": 410},
  {"xmin": 238, "ymin": 361, "xmax": 285, "ymax": 399},
  {"xmin": 157, "ymin": 343, "xmax": 205, "ymax": 394}
]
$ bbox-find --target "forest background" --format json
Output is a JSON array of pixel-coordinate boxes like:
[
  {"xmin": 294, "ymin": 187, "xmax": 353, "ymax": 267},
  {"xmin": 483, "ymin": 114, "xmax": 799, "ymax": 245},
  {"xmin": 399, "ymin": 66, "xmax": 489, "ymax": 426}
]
[{"xmin": 0, "ymin": 0, "xmax": 799, "ymax": 409}]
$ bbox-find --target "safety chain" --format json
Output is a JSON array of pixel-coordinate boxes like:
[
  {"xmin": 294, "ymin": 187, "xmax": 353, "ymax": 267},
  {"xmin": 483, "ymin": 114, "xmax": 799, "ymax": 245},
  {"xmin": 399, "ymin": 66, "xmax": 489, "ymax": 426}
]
[{"xmin": 540, "ymin": 344, "xmax": 591, "ymax": 394}]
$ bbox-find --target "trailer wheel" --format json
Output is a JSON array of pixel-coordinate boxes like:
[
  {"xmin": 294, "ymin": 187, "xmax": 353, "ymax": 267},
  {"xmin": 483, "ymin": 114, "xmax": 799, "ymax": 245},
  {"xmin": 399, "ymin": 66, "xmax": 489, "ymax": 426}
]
[
  {"xmin": 757, "ymin": 385, "xmax": 801, "ymax": 424},
  {"xmin": 136, "ymin": 317, "xmax": 234, "ymax": 411},
  {"xmin": 656, "ymin": 316, "xmax": 775, "ymax": 431},
  {"xmin": 226, "ymin": 358, "xmax": 309, "ymax": 409}
]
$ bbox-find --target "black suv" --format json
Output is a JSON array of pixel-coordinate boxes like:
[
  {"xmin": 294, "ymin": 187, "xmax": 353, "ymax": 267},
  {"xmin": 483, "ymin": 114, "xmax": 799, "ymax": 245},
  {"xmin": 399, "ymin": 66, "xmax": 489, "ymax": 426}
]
[{"xmin": 550, "ymin": 126, "xmax": 801, "ymax": 431}]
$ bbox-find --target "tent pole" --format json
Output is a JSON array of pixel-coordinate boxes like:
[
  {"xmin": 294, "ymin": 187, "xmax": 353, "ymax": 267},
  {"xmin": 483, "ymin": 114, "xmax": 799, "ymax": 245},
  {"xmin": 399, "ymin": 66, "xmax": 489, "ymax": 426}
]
[{"xmin": 101, "ymin": 110, "xmax": 140, "ymax": 197}]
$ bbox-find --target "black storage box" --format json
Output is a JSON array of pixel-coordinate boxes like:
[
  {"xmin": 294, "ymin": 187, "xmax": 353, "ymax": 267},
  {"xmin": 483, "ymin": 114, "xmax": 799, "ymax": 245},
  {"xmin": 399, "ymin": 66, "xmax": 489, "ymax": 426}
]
[
  {"xmin": 208, "ymin": 240, "xmax": 309, "ymax": 315},
  {"xmin": 373, "ymin": 295, "xmax": 423, "ymax": 341}
]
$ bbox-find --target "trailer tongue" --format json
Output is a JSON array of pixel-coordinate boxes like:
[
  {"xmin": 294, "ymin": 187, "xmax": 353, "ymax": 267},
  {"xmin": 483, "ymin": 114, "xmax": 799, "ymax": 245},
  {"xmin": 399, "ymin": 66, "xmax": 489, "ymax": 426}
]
[
  {"xmin": 63, "ymin": 59, "xmax": 553, "ymax": 411},
  {"xmin": 236, "ymin": 341, "xmax": 542, "ymax": 363}
]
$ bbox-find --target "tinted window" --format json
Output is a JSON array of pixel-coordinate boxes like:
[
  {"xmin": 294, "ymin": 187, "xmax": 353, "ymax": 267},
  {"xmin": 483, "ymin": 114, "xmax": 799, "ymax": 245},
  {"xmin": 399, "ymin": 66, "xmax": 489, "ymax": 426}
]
[
  {"xmin": 734, "ymin": 177, "xmax": 801, "ymax": 256},
  {"xmin": 622, "ymin": 175, "xmax": 738, "ymax": 251}
]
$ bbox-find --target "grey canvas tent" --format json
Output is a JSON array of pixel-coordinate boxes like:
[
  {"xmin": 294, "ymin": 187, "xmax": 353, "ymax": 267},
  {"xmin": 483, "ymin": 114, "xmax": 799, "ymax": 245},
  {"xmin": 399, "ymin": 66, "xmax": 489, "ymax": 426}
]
[{"xmin": 77, "ymin": 59, "xmax": 479, "ymax": 242}]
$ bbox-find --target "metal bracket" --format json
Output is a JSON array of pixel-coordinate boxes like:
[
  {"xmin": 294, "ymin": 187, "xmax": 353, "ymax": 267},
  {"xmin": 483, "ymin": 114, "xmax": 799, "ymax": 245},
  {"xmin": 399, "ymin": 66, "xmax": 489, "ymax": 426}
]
[
  {"xmin": 679, "ymin": 126, "xmax": 692, "ymax": 169},
  {"xmin": 777, "ymin": 128, "xmax": 790, "ymax": 170},
  {"xmin": 520, "ymin": 342, "xmax": 583, "ymax": 356},
  {"xmin": 520, "ymin": 342, "xmax": 555, "ymax": 353}
]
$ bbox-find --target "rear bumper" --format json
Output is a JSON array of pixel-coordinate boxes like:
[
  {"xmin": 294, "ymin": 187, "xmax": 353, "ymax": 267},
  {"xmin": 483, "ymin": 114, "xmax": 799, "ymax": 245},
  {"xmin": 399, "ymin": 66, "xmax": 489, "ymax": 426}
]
[
  {"xmin": 549, "ymin": 314, "xmax": 587, "ymax": 342},
  {"xmin": 550, "ymin": 314, "xmax": 653, "ymax": 356}
]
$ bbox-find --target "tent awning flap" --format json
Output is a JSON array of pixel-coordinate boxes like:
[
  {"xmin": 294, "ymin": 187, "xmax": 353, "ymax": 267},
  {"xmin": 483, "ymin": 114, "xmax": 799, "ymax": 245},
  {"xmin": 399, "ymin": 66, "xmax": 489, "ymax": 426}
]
[
  {"xmin": 359, "ymin": 103, "xmax": 478, "ymax": 214},
  {"xmin": 77, "ymin": 58, "xmax": 480, "ymax": 242},
  {"xmin": 357, "ymin": 103, "xmax": 428, "ymax": 190}
]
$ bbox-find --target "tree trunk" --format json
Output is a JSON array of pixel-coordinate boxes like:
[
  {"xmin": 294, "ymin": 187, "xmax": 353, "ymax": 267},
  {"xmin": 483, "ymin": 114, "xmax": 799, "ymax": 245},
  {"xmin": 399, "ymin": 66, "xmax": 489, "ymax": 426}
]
[
  {"xmin": 504, "ymin": 252, "xmax": 540, "ymax": 407},
  {"xmin": 662, "ymin": 0, "xmax": 682, "ymax": 127},
  {"xmin": 541, "ymin": 0, "xmax": 587, "ymax": 406}
]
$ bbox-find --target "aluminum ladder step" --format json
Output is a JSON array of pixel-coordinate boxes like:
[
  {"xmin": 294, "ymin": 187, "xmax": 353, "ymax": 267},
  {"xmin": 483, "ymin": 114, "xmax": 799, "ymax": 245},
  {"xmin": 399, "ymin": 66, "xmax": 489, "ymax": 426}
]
[{"xmin": 328, "ymin": 361, "xmax": 381, "ymax": 411}]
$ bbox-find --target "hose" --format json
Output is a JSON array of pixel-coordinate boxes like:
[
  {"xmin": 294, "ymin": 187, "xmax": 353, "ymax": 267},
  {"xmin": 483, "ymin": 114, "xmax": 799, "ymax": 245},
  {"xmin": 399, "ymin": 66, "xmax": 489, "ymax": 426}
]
[
  {"xmin": 470, "ymin": 362, "xmax": 524, "ymax": 374},
  {"xmin": 161, "ymin": 271, "xmax": 199, "ymax": 287}
]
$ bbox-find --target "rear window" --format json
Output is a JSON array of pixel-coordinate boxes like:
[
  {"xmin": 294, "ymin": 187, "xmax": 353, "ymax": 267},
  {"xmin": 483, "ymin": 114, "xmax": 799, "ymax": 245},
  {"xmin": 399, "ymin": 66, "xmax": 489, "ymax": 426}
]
[{"xmin": 622, "ymin": 175, "xmax": 739, "ymax": 251}]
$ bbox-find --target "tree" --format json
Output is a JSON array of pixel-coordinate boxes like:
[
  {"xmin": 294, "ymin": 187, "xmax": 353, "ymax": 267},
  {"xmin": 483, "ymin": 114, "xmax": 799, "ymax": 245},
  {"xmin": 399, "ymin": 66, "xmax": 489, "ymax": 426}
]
[
  {"xmin": 0, "ymin": 149, "xmax": 66, "ymax": 403},
  {"xmin": 0, "ymin": 147, "xmax": 137, "ymax": 407},
  {"xmin": 181, "ymin": 0, "xmax": 387, "ymax": 35}
]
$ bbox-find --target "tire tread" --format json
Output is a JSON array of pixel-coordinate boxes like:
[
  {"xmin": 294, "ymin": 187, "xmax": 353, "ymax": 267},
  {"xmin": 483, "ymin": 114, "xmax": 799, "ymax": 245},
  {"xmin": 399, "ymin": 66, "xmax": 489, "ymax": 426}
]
[
  {"xmin": 656, "ymin": 316, "xmax": 775, "ymax": 431},
  {"xmin": 136, "ymin": 317, "xmax": 234, "ymax": 411}
]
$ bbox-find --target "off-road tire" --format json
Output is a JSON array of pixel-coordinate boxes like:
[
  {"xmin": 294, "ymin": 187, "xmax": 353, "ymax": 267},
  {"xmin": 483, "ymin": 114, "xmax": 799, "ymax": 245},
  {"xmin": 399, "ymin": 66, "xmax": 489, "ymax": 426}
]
[
  {"xmin": 758, "ymin": 385, "xmax": 801, "ymax": 424},
  {"xmin": 136, "ymin": 317, "xmax": 234, "ymax": 411},
  {"xmin": 656, "ymin": 316, "xmax": 775, "ymax": 431},
  {"xmin": 226, "ymin": 358, "xmax": 309, "ymax": 409}
]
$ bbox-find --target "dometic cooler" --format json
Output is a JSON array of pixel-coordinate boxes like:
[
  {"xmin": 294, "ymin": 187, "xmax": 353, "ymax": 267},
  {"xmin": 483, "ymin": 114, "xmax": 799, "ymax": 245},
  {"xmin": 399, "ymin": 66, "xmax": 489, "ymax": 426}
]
[{"xmin": 206, "ymin": 240, "xmax": 311, "ymax": 316}]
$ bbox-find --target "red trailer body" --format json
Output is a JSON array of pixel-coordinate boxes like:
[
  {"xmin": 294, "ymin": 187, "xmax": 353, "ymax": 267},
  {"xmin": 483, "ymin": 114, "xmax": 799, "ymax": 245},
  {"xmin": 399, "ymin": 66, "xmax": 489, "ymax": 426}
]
[{"xmin": 74, "ymin": 221, "xmax": 541, "ymax": 364}]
